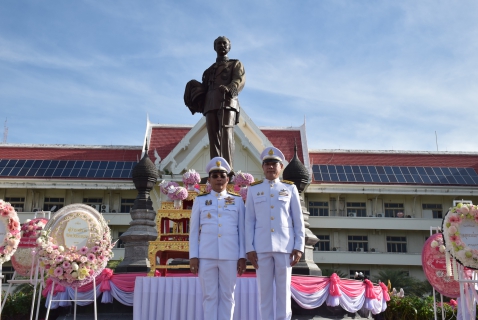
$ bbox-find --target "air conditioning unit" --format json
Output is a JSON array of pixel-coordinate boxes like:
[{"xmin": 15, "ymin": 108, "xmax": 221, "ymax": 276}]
[
  {"xmin": 348, "ymin": 212, "xmax": 357, "ymax": 217},
  {"xmin": 111, "ymin": 209, "xmax": 117, "ymax": 213},
  {"xmin": 14, "ymin": 207, "xmax": 23, "ymax": 212},
  {"xmin": 332, "ymin": 247, "xmax": 338, "ymax": 251},
  {"xmin": 377, "ymin": 213, "xmax": 383, "ymax": 217},
  {"xmin": 371, "ymin": 248, "xmax": 376, "ymax": 252},
  {"xmin": 101, "ymin": 204, "xmax": 110, "ymax": 213},
  {"xmin": 356, "ymin": 247, "xmax": 364, "ymax": 252},
  {"xmin": 33, "ymin": 208, "xmax": 39, "ymax": 212},
  {"xmin": 90, "ymin": 204, "xmax": 100, "ymax": 211}
]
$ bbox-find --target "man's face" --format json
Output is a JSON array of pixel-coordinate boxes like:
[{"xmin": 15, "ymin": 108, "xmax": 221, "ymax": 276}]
[
  {"xmin": 214, "ymin": 38, "xmax": 230, "ymax": 56},
  {"xmin": 208, "ymin": 171, "xmax": 229, "ymax": 193},
  {"xmin": 262, "ymin": 161, "xmax": 283, "ymax": 181}
]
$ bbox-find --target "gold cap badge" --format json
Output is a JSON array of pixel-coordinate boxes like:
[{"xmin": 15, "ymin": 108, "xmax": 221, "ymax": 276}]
[
  {"xmin": 268, "ymin": 149, "xmax": 274, "ymax": 156},
  {"xmin": 216, "ymin": 160, "xmax": 221, "ymax": 167}
]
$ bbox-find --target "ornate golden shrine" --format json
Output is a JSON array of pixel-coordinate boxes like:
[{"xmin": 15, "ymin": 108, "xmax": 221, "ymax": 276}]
[{"xmin": 147, "ymin": 184, "xmax": 236, "ymax": 276}]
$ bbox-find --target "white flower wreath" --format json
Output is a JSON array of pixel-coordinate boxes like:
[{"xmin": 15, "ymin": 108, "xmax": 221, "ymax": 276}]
[
  {"xmin": 0, "ymin": 200, "xmax": 22, "ymax": 264},
  {"xmin": 442, "ymin": 202, "xmax": 478, "ymax": 270}
]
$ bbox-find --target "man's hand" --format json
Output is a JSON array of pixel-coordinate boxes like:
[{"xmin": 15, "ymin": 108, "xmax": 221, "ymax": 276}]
[
  {"xmin": 290, "ymin": 249, "xmax": 302, "ymax": 266},
  {"xmin": 247, "ymin": 251, "xmax": 259, "ymax": 269},
  {"xmin": 219, "ymin": 85, "xmax": 230, "ymax": 93},
  {"xmin": 190, "ymin": 258, "xmax": 199, "ymax": 275},
  {"xmin": 237, "ymin": 258, "xmax": 246, "ymax": 276}
]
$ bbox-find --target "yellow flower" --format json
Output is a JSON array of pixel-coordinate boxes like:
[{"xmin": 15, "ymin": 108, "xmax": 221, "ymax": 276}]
[
  {"xmin": 79, "ymin": 267, "xmax": 89, "ymax": 276},
  {"xmin": 48, "ymin": 268, "xmax": 54, "ymax": 275}
]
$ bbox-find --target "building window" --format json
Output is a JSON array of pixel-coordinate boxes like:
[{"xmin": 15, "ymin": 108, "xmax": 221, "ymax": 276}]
[
  {"xmin": 329, "ymin": 197, "xmax": 345, "ymax": 217},
  {"xmin": 83, "ymin": 198, "xmax": 103, "ymax": 211},
  {"xmin": 309, "ymin": 201, "xmax": 329, "ymax": 216},
  {"xmin": 349, "ymin": 269, "xmax": 370, "ymax": 279},
  {"xmin": 116, "ymin": 232, "xmax": 125, "ymax": 248},
  {"xmin": 43, "ymin": 198, "xmax": 64, "ymax": 211},
  {"xmin": 384, "ymin": 203, "xmax": 404, "ymax": 218},
  {"xmin": 348, "ymin": 235, "xmax": 368, "ymax": 252},
  {"xmin": 387, "ymin": 236, "xmax": 407, "ymax": 253},
  {"xmin": 5, "ymin": 197, "xmax": 25, "ymax": 212},
  {"xmin": 423, "ymin": 204, "xmax": 443, "ymax": 219},
  {"xmin": 121, "ymin": 199, "xmax": 135, "ymax": 213},
  {"xmin": 314, "ymin": 235, "xmax": 330, "ymax": 251},
  {"xmin": 347, "ymin": 202, "xmax": 366, "ymax": 217}
]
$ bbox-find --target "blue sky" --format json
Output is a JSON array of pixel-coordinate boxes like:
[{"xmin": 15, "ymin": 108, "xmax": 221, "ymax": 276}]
[{"xmin": 1, "ymin": 1, "xmax": 477, "ymax": 151}]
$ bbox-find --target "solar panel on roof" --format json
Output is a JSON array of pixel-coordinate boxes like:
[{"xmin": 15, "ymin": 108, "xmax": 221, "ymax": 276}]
[
  {"xmin": 0, "ymin": 159, "xmax": 137, "ymax": 179},
  {"xmin": 311, "ymin": 164, "xmax": 478, "ymax": 186}
]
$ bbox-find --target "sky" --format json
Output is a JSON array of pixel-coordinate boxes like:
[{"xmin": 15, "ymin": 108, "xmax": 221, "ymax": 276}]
[{"xmin": 1, "ymin": 1, "xmax": 478, "ymax": 152}]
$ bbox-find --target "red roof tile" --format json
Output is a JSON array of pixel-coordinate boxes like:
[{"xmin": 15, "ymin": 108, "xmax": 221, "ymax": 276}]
[
  {"xmin": 148, "ymin": 127, "xmax": 191, "ymax": 160},
  {"xmin": 261, "ymin": 129, "xmax": 304, "ymax": 163},
  {"xmin": 0, "ymin": 146, "xmax": 141, "ymax": 161}
]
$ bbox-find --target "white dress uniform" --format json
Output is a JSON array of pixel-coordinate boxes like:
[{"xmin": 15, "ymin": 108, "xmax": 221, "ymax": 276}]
[
  {"xmin": 245, "ymin": 148, "xmax": 305, "ymax": 320},
  {"xmin": 189, "ymin": 157, "xmax": 245, "ymax": 320}
]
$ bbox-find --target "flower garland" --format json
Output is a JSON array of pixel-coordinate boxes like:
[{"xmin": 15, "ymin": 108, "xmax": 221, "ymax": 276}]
[
  {"xmin": 0, "ymin": 199, "xmax": 21, "ymax": 264},
  {"xmin": 442, "ymin": 202, "xmax": 478, "ymax": 270},
  {"xmin": 37, "ymin": 229, "xmax": 115, "ymax": 287}
]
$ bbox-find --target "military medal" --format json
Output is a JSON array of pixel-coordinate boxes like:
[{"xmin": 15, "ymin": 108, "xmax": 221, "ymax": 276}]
[
  {"xmin": 225, "ymin": 196, "xmax": 235, "ymax": 205},
  {"xmin": 207, "ymin": 212, "xmax": 211, "ymax": 219},
  {"xmin": 279, "ymin": 189, "xmax": 289, "ymax": 196},
  {"xmin": 205, "ymin": 200, "xmax": 212, "ymax": 205}
]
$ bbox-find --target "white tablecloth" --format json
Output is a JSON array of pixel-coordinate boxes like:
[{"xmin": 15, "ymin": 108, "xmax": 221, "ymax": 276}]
[{"xmin": 133, "ymin": 276, "xmax": 261, "ymax": 320}]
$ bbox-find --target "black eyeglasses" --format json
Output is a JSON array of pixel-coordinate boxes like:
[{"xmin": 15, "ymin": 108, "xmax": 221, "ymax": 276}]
[{"xmin": 210, "ymin": 173, "xmax": 227, "ymax": 179}]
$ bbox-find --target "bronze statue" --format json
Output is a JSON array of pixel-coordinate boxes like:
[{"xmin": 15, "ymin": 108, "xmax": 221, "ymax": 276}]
[{"xmin": 184, "ymin": 36, "xmax": 246, "ymax": 172}]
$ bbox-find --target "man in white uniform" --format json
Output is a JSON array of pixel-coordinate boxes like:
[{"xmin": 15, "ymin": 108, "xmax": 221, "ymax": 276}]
[
  {"xmin": 189, "ymin": 157, "xmax": 246, "ymax": 320},
  {"xmin": 245, "ymin": 147, "xmax": 305, "ymax": 320}
]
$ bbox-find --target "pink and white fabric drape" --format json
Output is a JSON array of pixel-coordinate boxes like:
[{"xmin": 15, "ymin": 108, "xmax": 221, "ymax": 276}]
[
  {"xmin": 291, "ymin": 274, "xmax": 390, "ymax": 315},
  {"xmin": 43, "ymin": 268, "xmax": 146, "ymax": 308},
  {"xmin": 44, "ymin": 270, "xmax": 389, "ymax": 317}
]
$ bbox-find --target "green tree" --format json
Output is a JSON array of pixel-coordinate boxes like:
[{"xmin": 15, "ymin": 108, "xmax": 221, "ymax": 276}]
[{"xmin": 371, "ymin": 269, "xmax": 432, "ymax": 297}]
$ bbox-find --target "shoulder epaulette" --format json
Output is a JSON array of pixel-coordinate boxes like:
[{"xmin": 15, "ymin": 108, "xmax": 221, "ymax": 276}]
[
  {"xmin": 250, "ymin": 180, "xmax": 263, "ymax": 186},
  {"xmin": 197, "ymin": 192, "xmax": 210, "ymax": 197},
  {"xmin": 227, "ymin": 191, "xmax": 240, "ymax": 197},
  {"xmin": 281, "ymin": 180, "xmax": 294, "ymax": 185}
]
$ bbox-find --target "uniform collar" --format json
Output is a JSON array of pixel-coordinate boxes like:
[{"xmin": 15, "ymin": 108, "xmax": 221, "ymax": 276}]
[
  {"xmin": 214, "ymin": 190, "xmax": 228, "ymax": 198},
  {"xmin": 268, "ymin": 178, "xmax": 280, "ymax": 184}
]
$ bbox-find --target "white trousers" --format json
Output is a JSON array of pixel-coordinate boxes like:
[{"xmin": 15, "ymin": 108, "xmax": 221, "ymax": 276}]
[
  {"xmin": 256, "ymin": 252, "xmax": 292, "ymax": 320},
  {"xmin": 198, "ymin": 258, "xmax": 237, "ymax": 320}
]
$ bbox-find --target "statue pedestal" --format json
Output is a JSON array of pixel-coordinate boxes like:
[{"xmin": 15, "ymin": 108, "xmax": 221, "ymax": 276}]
[
  {"xmin": 292, "ymin": 193, "xmax": 321, "ymax": 276},
  {"xmin": 115, "ymin": 208, "xmax": 158, "ymax": 273}
]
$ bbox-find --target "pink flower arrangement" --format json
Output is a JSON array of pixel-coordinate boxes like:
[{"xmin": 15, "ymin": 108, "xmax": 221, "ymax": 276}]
[
  {"xmin": 0, "ymin": 199, "xmax": 21, "ymax": 264},
  {"xmin": 182, "ymin": 169, "xmax": 201, "ymax": 185},
  {"xmin": 239, "ymin": 187, "xmax": 248, "ymax": 201},
  {"xmin": 233, "ymin": 171, "xmax": 254, "ymax": 187},
  {"xmin": 37, "ymin": 230, "xmax": 115, "ymax": 288},
  {"xmin": 205, "ymin": 182, "xmax": 212, "ymax": 193},
  {"xmin": 158, "ymin": 180, "xmax": 179, "ymax": 195},
  {"xmin": 167, "ymin": 186, "xmax": 188, "ymax": 201}
]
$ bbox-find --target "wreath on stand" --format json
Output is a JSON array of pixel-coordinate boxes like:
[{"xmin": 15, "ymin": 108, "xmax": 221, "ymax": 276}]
[{"xmin": 0, "ymin": 199, "xmax": 21, "ymax": 264}]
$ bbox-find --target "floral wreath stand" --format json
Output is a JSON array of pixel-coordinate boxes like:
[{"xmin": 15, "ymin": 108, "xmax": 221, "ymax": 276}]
[
  {"xmin": 0, "ymin": 200, "xmax": 22, "ymax": 319},
  {"xmin": 442, "ymin": 200, "xmax": 478, "ymax": 319},
  {"xmin": 1, "ymin": 211, "xmax": 51, "ymax": 320},
  {"xmin": 39, "ymin": 204, "xmax": 115, "ymax": 320}
]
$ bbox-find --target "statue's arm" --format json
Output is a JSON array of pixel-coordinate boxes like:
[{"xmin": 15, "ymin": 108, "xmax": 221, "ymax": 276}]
[{"xmin": 226, "ymin": 60, "xmax": 246, "ymax": 98}]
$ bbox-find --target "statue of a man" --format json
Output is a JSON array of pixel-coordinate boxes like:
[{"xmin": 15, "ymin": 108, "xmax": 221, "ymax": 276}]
[{"xmin": 184, "ymin": 36, "xmax": 246, "ymax": 172}]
